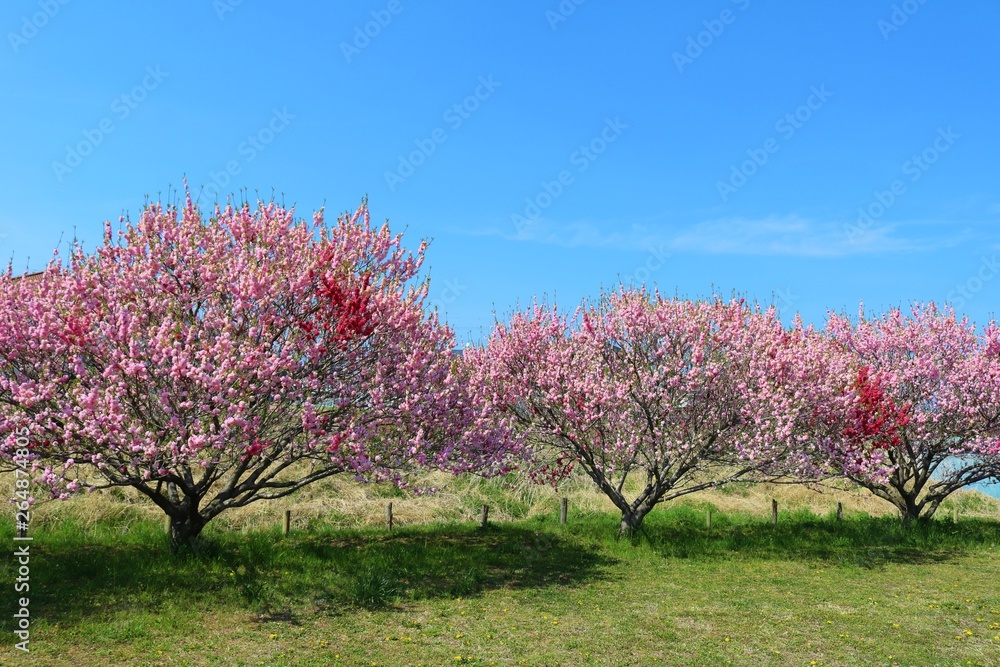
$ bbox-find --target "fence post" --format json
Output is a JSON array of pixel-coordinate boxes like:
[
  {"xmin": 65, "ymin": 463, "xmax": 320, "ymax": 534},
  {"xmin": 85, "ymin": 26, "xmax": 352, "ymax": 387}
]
[
  {"xmin": 386, "ymin": 502, "xmax": 393, "ymax": 531},
  {"xmin": 481, "ymin": 504, "xmax": 489, "ymax": 528},
  {"xmin": 560, "ymin": 498, "xmax": 568, "ymax": 525},
  {"xmin": 771, "ymin": 499, "xmax": 778, "ymax": 526},
  {"xmin": 282, "ymin": 509, "xmax": 291, "ymax": 536},
  {"xmin": 836, "ymin": 502, "xmax": 843, "ymax": 522},
  {"xmin": 706, "ymin": 509, "xmax": 712, "ymax": 529},
  {"xmin": 953, "ymin": 507, "xmax": 959, "ymax": 523}
]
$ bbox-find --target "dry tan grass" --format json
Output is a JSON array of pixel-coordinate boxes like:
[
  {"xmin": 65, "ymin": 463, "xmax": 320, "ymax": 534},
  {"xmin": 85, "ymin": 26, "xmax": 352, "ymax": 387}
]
[{"xmin": 7, "ymin": 467, "xmax": 999, "ymax": 532}]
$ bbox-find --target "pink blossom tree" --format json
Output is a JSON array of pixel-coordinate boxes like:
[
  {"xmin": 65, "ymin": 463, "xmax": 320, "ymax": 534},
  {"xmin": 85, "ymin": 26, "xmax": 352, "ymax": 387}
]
[
  {"xmin": 468, "ymin": 289, "xmax": 874, "ymax": 536},
  {"xmin": 0, "ymin": 192, "xmax": 512, "ymax": 549},
  {"xmin": 823, "ymin": 303, "xmax": 1000, "ymax": 522}
]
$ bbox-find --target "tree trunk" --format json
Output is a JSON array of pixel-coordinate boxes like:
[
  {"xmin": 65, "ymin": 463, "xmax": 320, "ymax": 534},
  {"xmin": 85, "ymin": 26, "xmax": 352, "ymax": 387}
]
[
  {"xmin": 168, "ymin": 514, "xmax": 206, "ymax": 552},
  {"xmin": 617, "ymin": 504, "xmax": 654, "ymax": 539},
  {"xmin": 896, "ymin": 492, "xmax": 925, "ymax": 525}
]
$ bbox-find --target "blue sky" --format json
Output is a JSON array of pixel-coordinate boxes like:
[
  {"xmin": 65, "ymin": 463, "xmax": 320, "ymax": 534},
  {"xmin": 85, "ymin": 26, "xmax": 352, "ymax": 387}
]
[{"xmin": 2, "ymin": 0, "xmax": 999, "ymax": 348}]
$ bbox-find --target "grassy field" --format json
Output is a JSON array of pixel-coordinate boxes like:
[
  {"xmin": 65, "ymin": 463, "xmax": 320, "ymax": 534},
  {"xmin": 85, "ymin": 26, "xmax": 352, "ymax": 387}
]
[{"xmin": 2, "ymin": 488, "xmax": 1000, "ymax": 667}]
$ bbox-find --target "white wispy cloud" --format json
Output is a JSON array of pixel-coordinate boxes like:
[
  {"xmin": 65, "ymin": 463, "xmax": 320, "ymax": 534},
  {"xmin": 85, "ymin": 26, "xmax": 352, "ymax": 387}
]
[
  {"xmin": 665, "ymin": 216, "xmax": 924, "ymax": 256},
  {"xmin": 463, "ymin": 214, "xmax": 971, "ymax": 257}
]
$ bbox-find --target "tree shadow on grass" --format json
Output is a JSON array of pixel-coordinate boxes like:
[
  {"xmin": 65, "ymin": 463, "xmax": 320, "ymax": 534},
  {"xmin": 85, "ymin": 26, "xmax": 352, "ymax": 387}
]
[
  {"xmin": 0, "ymin": 521, "xmax": 614, "ymax": 632},
  {"xmin": 631, "ymin": 509, "xmax": 1000, "ymax": 569},
  {"xmin": 295, "ymin": 524, "xmax": 613, "ymax": 614}
]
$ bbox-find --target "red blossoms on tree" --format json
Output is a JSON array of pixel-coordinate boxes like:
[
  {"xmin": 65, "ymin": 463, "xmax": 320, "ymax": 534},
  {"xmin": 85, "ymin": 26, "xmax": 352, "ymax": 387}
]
[
  {"xmin": 843, "ymin": 366, "xmax": 910, "ymax": 450},
  {"xmin": 316, "ymin": 272, "xmax": 375, "ymax": 345}
]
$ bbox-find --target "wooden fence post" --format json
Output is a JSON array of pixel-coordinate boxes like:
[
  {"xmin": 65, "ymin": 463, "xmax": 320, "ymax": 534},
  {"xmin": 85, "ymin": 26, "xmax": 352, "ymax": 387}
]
[
  {"xmin": 953, "ymin": 508, "xmax": 959, "ymax": 523},
  {"xmin": 836, "ymin": 502, "xmax": 843, "ymax": 522},
  {"xmin": 706, "ymin": 509, "xmax": 712, "ymax": 529},
  {"xmin": 771, "ymin": 499, "xmax": 778, "ymax": 526},
  {"xmin": 481, "ymin": 504, "xmax": 489, "ymax": 528},
  {"xmin": 386, "ymin": 502, "xmax": 393, "ymax": 532},
  {"xmin": 560, "ymin": 498, "xmax": 568, "ymax": 525},
  {"xmin": 282, "ymin": 509, "xmax": 291, "ymax": 536}
]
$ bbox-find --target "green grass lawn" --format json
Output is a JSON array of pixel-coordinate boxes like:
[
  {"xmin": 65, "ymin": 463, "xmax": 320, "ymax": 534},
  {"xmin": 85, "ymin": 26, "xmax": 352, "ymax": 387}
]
[{"xmin": 2, "ymin": 505, "xmax": 999, "ymax": 666}]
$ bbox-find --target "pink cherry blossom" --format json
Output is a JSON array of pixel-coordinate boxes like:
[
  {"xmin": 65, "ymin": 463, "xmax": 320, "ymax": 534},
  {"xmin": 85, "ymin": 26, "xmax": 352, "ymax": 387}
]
[
  {"xmin": 467, "ymin": 288, "xmax": 885, "ymax": 535},
  {"xmin": 0, "ymin": 187, "xmax": 516, "ymax": 548},
  {"xmin": 823, "ymin": 302, "xmax": 1000, "ymax": 521}
]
